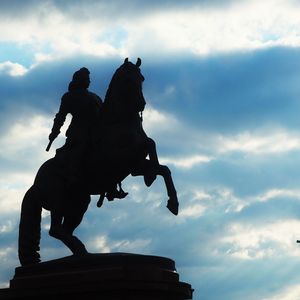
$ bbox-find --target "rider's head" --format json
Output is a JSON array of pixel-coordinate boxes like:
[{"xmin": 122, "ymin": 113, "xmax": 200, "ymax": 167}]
[{"xmin": 69, "ymin": 67, "xmax": 90, "ymax": 91}]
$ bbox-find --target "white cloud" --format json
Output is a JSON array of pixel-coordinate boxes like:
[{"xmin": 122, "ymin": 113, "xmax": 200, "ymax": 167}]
[
  {"xmin": 0, "ymin": 247, "xmax": 15, "ymax": 267},
  {"xmin": 0, "ymin": 112, "xmax": 70, "ymax": 214},
  {"xmin": 258, "ymin": 188, "xmax": 300, "ymax": 202},
  {"xmin": 160, "ymin": 154, "xmax": 213, "ymax": 169},
  {"xmin": 112, "ymin": 238, "xmax": 152, "ymax": 252},
  {"xmin": 0, "ymin": 187, "xmax": 31, "ymax": 214},
  {"xmin": 0, "ymin": 112, "xmax": 71, "ymax": 162},
  {"xmin": 125, "ymin": 0, "xmax": 300, "ymax": 56},
  {"xmin": 90, "ymin": 235, "xmax": 111, "ymax": 252},
  {"xmin": 0, "ymin": 61, "xmax": 28, "ymax": 76},
  {"xmin": 143, "ymin": 106, "xmax": 179, "ymax": 134},
  {"xmin": 0, "ymin": 220, "xmax": 14, "ymax": 233},
  {"xmin": 217, "ymin": 129, "xmax": 300, "ymax": 155},
  {"xmin": 179, "ymin": 204, "xmax": 206, "ymax": 218},
  {"xmin": 0, "ymin": 114, "xmax": 50, "ymax": 157},
  {"xmin": 89, "ymin": 235, "xmax": 152, "ymax": 253},
  {"xmin": 166, "ymin": 187, "xmax": 246, "ymax": 225},
  {"xmin": 221, "ymin": 220, "xmax": 300, "ymax": 260},
  {"xmin": 263, "ymin": 284, "xmax": 300, "ymax": 300}
]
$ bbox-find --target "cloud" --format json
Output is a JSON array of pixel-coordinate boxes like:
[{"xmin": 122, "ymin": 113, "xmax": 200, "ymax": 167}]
[
  {"xmin": 258, "ymin": 188, "xmax": 300, "ymax": 202},
  {"xmin": 178, "ymin": 203, "xmax": 206, "ymax": 218},
  {"xmin": 1, "ymin": 0, "xmax": 300, "ymax": 68},
  {"xmin": 0, "ymin": 114, "xmax": 51, "ymax": 158},
  {"xmin": 217, "ymin": 129, "xmax": 300, "ymax": 155},
  {"xmin": 264, "ymin": 284, "xmax": 300, "ymax": 300},
  {"xmin": 0, "ymin": 61, "xmax": 28, "ymax": 76},
  {"xmin": 221, "ymin": 220, "xmax": 300, "ymax": 260},
  {"xmin": 160, "ymin": 154, "xmax": 213, "ymax": 169}
]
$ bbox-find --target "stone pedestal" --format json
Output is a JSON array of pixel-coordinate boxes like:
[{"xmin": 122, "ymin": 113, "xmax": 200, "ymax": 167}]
[{"xmin": 0, "ymin": 253, "xmax": 193, "ymax": 299}]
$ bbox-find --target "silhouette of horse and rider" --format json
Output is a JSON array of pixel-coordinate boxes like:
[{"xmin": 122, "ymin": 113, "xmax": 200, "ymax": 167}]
[{"xmin": 18, "ymin": 58, "xmax": 179, "ymax": 266}]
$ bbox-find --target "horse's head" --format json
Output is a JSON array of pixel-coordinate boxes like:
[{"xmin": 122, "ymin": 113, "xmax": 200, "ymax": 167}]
[
  {"xmin": 117, "ymin": 57, "xmax": 145, "ymax": 84},
  {"xmin": 104, "ymin": 58, "xmax": 146, "ymax": 117}
]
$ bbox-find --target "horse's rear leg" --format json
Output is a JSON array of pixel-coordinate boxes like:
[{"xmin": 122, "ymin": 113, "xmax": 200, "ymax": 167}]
[
  {"xmin": 18, "ymin": 186, "xmax": 42, "ymax": 266},
  {"xmin": 49, "ymin": 210, "xmax": 88, "ymax": 256},
  {"xmin": 49, "ymin": 193, "xmax": 90, "ymax": 256}
]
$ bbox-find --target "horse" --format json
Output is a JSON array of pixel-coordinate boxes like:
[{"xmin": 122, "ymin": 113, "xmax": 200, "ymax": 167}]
[{"xmin": 18, "ymin": 58, "xmax": 179, "ymax": 266}]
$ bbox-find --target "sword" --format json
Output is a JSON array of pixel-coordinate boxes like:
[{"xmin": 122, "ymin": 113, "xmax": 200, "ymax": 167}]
[{"xmin": 46, "ymin": 139, "xmax": 54, "ymax": 152}]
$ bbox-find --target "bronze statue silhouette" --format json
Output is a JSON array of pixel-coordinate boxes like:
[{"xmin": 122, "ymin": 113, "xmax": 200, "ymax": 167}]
[{"xmin": 18, "ymin": 58, "xmax": 179, "ymax": 267}]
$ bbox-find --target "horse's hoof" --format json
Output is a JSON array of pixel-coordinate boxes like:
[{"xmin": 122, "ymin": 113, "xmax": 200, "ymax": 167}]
[
  {"xmin": 73, "ymin": 247, "xmax": 89, "ymax": 256},
  {"xmin": 167, "ymin": 198, "xmax": 179, "ymax": 216},
  {"xmin": 20, "ymin": 257, "xmax": 41, "ymax": 266}
]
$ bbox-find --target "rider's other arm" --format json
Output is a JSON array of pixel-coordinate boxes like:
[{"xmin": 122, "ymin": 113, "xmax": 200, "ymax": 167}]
[{"xmin": 49, "ymin": 94, "xmax": 70, "ymax": 141}]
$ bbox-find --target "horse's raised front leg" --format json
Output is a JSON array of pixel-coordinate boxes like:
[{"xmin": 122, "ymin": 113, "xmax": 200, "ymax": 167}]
[
  {"xmin": 157, "ymin": 164, "xmax": 179, "ymax": 215},
  {"xmin": 131, "ymin": 160, "xmax": 179, "ymax": 215}
]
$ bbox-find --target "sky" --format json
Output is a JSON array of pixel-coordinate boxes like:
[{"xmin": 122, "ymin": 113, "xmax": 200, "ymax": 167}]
[{"xmin": 2, "ymin": 0, "xmax": 300, "ymax": 299}]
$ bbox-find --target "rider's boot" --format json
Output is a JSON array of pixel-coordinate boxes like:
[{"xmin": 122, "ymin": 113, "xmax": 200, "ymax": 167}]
[{"xmin": 106, "ymin": 184, "xmax": 128, "ymax": 201}]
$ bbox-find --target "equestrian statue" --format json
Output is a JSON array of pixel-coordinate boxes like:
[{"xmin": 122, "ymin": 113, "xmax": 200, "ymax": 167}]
[{"xmin": 18, "ymin": 58, "xmax": 179, "ymax": 266}]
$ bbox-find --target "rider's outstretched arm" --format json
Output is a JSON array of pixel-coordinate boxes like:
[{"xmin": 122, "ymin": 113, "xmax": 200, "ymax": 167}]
[{"xmin": 47, "ymin": 94, "xmax": 69, "ymax": 150}]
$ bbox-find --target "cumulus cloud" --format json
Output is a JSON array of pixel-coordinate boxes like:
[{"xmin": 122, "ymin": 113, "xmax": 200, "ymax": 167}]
[{"xmin": 221, "ymin": 220, "xmax": 300, "ymax": 260}]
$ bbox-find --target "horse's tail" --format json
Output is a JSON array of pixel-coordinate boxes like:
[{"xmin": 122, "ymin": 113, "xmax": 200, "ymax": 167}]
[{"xmin": 18, "ymin": 186, "xmax": 42, "ymax": 266}]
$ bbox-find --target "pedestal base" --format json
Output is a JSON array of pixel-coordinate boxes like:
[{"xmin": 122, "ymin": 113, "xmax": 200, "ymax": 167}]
[{"xmin": 1, "ymin": 253, "xmax": 193, "ymax": 299}]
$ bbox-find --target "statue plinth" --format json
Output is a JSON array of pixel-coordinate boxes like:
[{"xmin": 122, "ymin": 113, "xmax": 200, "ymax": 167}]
[{"xmin": 2, "ymin": 253, "xmax": 193, "ymax": 299}]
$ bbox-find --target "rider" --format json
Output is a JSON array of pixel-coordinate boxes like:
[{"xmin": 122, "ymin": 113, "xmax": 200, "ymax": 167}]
[{"xmin": 48, "ymin": 67, "xmax": 102, "ymax": 184}]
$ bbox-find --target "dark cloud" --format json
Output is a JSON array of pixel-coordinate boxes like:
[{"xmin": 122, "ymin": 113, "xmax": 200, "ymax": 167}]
[
  {"xmin": 0, "ymin": 0, "xmax": 243, "ymax": 23},
  {"xmin": 2, "ymin": 47, "xmax": 300, "ymax": 135},
  {"xmin": 190, "ymin": 152, "xmax": 300, "ymax": 197},
  {"xmin": 144, "ymin": 47, "xmax": 300, "ymax": 133}
]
